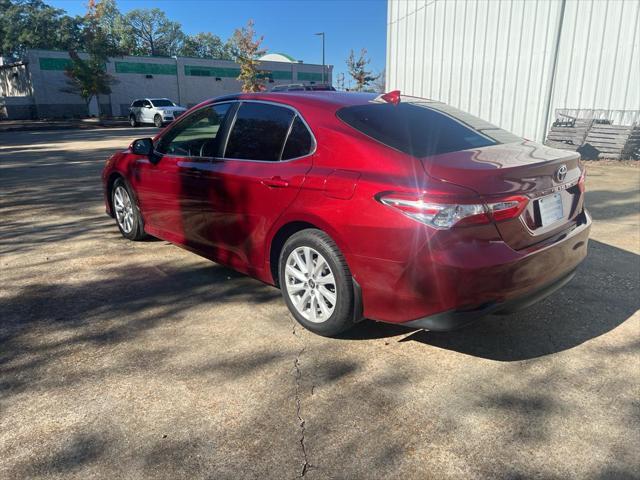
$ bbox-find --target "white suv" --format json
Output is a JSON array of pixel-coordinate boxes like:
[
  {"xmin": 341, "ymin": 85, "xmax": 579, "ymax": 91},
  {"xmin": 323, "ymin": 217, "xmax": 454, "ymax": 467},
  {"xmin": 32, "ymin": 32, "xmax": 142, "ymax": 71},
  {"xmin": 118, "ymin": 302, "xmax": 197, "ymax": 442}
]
[{"xmin": 129, "ymin": 98, "xmax": 187, "ymax": 128}]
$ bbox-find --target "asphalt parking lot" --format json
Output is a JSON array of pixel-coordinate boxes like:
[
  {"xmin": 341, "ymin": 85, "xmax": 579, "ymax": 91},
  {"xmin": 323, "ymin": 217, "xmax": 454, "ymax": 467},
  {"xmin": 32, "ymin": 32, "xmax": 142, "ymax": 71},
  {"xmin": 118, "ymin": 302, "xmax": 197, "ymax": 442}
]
[{"xmin": 1, "ymin": 127, "xmax": 638, "ymax": 479}]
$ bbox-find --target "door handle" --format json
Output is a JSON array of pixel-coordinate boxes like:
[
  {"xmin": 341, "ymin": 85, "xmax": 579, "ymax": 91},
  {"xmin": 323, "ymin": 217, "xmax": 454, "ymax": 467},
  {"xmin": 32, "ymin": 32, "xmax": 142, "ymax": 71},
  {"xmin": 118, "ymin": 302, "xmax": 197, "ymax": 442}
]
[{"xmin": 261, "ymin": 176, "xmax": 289, "ymax": 188}]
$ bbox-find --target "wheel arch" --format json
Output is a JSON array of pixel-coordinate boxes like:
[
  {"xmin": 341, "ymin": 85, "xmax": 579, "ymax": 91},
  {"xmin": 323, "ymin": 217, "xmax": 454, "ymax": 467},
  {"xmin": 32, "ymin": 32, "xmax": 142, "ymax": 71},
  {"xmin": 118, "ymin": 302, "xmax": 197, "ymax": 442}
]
[
  {"xmin": 269, "ymin": 218, "xmax": 363, "ymax": 324},
  {"xmin": 106, "ymin": 172, "xmax": 142, "ymax": 220},
  {"xmin": 105, "ymin": 172, "xmax": 124, "ymax": 217},
  {"xmin": 266, "ymin": 215, "xmax": 352, "ymax": 287}
]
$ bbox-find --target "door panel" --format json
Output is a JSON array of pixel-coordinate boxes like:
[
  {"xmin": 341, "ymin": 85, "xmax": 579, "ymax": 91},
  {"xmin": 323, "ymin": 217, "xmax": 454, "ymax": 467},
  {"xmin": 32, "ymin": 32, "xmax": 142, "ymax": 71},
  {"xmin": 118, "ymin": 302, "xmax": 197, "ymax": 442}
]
[
  {"xmin": 141, "ymin": 101, "xmax": 152, "ymax": 122},
  {"xmin": 130, "ymin": 155, "xmax": 183, "ymax": 240},
  {"xmin": 201, "ymin": 157, "xmax": 312, "ymax": 272},
  {"xmin": 199, "ymin": 102, "xmax": 316, "ymax": 273},
  {"xmin": 133, "ymin": 103, "xmax": 233, "ymax": 245}
]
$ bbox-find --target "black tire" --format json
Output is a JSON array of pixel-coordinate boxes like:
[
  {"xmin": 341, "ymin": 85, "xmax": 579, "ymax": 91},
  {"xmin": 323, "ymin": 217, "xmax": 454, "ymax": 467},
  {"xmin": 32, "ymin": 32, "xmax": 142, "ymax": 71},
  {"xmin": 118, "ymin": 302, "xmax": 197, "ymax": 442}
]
[
  {"xmin": 279, "ymin": 229, "xmax": 356, "ymax": 337},
  {"xmin": 129, "ymin": 115, "xmax": 138, "ymax": 127},
  {"xmin": 154, "ymin": 114, "xmax": 163, "ymax": 128},
  {"xmin": 111, "ymin": 178, "xmax": 146, "ymax": 240}
]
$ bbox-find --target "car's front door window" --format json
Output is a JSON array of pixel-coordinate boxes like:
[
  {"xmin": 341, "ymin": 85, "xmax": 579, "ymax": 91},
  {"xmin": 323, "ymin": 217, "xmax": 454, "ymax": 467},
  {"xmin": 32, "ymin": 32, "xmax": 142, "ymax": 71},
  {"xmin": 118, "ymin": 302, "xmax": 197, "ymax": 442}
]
[{"xmin": 157, "ymin": 104, "xmax": 231, "ymax": 158}]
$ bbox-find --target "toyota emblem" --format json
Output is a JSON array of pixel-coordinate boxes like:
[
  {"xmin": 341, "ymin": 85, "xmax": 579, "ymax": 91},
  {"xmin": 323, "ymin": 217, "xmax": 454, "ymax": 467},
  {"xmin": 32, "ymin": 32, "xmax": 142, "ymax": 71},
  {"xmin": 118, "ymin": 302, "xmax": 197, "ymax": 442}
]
[{"xmin": 555, "ymin": 165, "xmax": 568, "ymax": 182}]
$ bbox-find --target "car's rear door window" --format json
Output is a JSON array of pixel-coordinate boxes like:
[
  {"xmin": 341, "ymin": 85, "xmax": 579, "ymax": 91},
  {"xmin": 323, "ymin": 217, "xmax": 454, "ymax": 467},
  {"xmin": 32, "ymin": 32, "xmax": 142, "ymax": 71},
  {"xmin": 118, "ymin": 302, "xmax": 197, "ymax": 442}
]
[
  {"xmin": 336, "ymin": 102, "xmax": 522, "ymax": 157},
  {"xmin": 282, "ymin": 116, "xmax": 313, "ymax": 159},
  {"xmin": 224, "ymin": 102, "xmax": 294, "ymax": 161}
]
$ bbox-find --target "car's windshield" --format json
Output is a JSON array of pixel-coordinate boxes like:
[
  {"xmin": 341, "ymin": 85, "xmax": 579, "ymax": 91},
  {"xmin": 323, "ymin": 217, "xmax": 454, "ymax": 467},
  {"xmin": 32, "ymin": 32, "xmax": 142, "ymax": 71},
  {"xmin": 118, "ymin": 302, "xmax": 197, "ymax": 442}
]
[
  {"xmin": 336, "ymin": 101, "xmax": 522, "ymax": 157},
  {"xmin": 151, "ymin": 99, "xmax": 175, "ymax": 107}
]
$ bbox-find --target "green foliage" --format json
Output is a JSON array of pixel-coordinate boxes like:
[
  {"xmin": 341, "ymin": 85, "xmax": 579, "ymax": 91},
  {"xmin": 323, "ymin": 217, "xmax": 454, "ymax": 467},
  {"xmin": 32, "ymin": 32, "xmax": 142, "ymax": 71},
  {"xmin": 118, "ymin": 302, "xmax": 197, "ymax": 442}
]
[
  {"xmin": 230, "ymin": 20, "xmax": 267, "ymax": 93},
  {"xmin": 61, "ymin": 50, "xmax": 115, "ymax": 104},
  {"xmin": 83, "ymin": 0, "xmax": 123, "ymax": 60},
  {"xmin": 0, "ymin": 0, "xmax": 83, "ymax": 59},
  {"xmin": 346, "ymin": 48, "xmax": 379, "ymax": 92},
  {"xmin": 180, "ymin": 32, "xmax": 233, "ymax": 60},
  {"xmin": 91, "ymin": 0, "xmax": 126, "ymax": 56},
  {"xmin": 118, "ymin": 7, "xmax": 184, "ymax": 56}
]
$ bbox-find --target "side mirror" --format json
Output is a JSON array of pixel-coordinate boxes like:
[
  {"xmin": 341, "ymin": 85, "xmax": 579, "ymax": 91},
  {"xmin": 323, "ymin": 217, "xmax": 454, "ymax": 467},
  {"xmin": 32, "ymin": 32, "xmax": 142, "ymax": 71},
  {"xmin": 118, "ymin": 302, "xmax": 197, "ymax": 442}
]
[
  {"xmin": 144, "ymin": 104, "xmax": 152, "ymax": 109},
  {"xmin": 131, "ymin": 138, "xmax": 153, "ymax": 156}
]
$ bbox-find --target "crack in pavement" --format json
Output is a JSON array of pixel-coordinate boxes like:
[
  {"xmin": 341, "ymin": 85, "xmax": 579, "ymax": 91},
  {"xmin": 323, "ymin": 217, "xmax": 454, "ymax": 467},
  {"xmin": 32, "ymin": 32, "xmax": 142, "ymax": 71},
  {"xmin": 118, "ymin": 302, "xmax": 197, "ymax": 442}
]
[{"xmin": 292, "ymin": 322, "xmax": 313, "ymax": 477}]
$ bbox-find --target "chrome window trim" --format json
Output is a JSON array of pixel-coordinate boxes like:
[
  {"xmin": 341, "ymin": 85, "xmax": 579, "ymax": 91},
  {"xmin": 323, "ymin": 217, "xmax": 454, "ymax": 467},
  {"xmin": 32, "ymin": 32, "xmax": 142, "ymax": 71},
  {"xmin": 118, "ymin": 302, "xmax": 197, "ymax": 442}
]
[
  {"xmin": 219, "ymin": 99, "xmax": 317, "ymax": 163},
  {"xmin": 152, "ymin": 99, "xmax": 317, "ymax": 164},
  {"xmin": 278, "ymin": 114, "xmax": 297, "ymax": 160}
]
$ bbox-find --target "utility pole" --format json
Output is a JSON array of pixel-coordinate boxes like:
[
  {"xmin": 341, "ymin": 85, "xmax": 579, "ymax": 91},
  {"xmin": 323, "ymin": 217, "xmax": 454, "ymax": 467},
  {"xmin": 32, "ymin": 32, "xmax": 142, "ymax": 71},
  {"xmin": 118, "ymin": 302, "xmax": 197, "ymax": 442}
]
[{"xmin": 314, "ymin": 32, "xmax": 325, "ymax": 83}]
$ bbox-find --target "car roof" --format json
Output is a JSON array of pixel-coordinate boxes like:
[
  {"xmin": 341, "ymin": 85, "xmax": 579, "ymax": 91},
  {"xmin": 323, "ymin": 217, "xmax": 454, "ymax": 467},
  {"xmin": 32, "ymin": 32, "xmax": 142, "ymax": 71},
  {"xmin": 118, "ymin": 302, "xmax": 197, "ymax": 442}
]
[{"xmin": 211, "ymin": 91, "xmax": 379, "ymax": 110}]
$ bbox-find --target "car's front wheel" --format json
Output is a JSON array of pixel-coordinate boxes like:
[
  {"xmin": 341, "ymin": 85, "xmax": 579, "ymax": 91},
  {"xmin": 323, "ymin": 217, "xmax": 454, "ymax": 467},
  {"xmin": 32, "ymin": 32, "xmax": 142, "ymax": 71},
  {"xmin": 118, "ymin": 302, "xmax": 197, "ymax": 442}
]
[
  {"xmin": 154, "ymin": 114, "xmax": 163, "ymax": 128},
  {"xmin": 112, "ymin": 178, "xmax": 146, "ymax": 240},
  {"xmin": 279, "ymin": 229, "xmax": 356, "ymax": 337}
]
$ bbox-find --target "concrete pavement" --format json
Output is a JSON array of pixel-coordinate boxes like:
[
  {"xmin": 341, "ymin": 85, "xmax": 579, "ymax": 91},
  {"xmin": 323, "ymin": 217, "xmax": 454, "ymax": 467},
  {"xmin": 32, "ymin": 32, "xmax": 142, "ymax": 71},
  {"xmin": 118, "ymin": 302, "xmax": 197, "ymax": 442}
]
[{"xmin": 1, "ymin": 128, "xmax": 638, "ymax": 479}]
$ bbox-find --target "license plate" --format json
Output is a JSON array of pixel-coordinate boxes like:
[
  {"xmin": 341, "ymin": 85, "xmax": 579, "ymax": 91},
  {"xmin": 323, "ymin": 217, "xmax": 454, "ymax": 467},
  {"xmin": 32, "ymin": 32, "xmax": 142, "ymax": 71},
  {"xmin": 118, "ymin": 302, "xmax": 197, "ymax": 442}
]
[{"xmin": 538, "ymin": 192, "xmax": 564, "ymax": 226}]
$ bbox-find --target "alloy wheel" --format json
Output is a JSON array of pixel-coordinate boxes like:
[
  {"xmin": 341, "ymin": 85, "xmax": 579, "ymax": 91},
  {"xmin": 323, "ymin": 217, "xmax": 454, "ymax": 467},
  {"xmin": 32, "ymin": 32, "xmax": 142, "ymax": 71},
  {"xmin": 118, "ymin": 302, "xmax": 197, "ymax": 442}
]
[
  {"xmin": 285, "ymin": 246, "xmax": 337, "ymax": 323},
  {"xmin": 113, "ymin": 185, "xmax": 134, "ymax": 234}
]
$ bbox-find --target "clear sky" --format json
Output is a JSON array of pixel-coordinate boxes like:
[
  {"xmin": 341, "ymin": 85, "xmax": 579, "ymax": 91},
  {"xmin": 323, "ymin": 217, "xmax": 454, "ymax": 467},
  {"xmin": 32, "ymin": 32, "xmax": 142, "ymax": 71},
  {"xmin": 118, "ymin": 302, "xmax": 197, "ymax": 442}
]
[{"xmin": 47, "ymin": 0, "xmax": 388, "ymax": 88}]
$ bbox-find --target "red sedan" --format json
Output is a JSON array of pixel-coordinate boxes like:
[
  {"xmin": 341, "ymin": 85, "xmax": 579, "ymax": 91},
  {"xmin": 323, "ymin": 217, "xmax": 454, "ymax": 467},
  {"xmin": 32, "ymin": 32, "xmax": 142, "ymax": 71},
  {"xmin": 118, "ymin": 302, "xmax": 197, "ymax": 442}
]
[{"xmin": 102, "ymin": 91, "xmax": 590, "ymax": 336}]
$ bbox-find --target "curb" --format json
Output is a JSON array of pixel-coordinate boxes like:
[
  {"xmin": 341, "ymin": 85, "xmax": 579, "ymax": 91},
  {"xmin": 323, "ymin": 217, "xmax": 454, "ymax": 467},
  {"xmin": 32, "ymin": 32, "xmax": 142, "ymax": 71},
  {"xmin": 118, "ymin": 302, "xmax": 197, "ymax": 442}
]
[{"xmin": 0, "ymin": 121, "xmax": 131, "ymax": 133}]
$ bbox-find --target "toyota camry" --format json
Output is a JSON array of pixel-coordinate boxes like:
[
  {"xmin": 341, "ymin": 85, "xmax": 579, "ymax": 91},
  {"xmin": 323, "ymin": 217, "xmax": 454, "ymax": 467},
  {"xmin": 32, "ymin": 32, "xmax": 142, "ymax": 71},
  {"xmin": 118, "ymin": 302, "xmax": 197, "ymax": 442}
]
[{"xmin": 102, "ymin": 91, "xmax": 590, "ymax": 336}]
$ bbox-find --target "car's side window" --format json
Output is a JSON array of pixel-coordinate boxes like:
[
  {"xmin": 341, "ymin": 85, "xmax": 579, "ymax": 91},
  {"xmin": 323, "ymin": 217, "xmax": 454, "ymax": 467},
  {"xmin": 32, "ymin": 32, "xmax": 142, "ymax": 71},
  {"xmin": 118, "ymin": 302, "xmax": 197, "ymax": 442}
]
[
  {"xmin": 282, "ymin": 116, "xmax": 313, "ymax": 160},
  {"xmin": 156, "ymin": 104, "xmax": 231, "ymax": 157},
  {"xmin": 132, "ymin": 100, "xmax": 142, "ymax": 108},
  {"xmin": 142, "ymin": 100, "xmax": 151, "ymax": 108},
  {"xmin": 224, "ymin": 103, "xmax": 294, "ymax": 161}
]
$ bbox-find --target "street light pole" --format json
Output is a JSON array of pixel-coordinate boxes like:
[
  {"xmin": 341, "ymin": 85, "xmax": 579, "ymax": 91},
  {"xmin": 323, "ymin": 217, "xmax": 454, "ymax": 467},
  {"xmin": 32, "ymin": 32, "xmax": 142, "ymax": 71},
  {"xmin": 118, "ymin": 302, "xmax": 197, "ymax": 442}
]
[{"xmin": 315, "ymin": 32, "xmax": 325, "ymax": 84}]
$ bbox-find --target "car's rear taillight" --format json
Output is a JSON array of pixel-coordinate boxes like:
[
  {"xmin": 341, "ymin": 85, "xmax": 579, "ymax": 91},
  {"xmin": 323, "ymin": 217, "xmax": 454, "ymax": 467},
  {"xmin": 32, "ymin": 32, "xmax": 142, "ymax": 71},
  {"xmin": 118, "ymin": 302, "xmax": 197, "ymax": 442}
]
[
  {"xmin": 578, "ymin": 170, "xmax": 586, "ymax": 193},
  {"xmin": 377, "ymin": 192, "xmax": 528, "ymax": 229},
  {"xmin": 486, "ymin": 196, "xmax": 529, "ymax": 222}
]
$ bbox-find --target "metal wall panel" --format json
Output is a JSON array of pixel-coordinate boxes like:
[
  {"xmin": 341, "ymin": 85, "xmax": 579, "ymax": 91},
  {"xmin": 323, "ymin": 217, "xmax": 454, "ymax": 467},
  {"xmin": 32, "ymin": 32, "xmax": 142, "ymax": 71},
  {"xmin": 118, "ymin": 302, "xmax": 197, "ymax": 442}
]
[{"xmin": 387, "ymin": 0, "xmax": 640, "ymax": 142}]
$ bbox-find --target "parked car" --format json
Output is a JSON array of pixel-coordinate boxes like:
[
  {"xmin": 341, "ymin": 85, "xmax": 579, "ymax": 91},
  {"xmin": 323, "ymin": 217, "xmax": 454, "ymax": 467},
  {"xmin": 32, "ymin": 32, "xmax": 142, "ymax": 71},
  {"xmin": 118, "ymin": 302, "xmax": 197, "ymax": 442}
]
[
  {"xmin": 102, "ymin": 91, "xmax": 590, "ymax": 337},
  {"xmin": 129, "ymin": 98, "xmax": 187, "ymax": 128},
  {"xmin": 272, "ymin": 83, "xmax": 336, "ymax": 92}
]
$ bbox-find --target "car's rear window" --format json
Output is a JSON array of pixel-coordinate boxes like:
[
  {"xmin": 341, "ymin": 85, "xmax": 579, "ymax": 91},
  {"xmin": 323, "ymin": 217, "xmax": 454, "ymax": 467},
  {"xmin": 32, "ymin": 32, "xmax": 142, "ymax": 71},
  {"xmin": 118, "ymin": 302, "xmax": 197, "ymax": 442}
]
[
  {"xmin": 151, "ymin": 99, "xmax": 174, "ymax": 107},
  {"xmin": 336, "ymin": 101, "xmax": 521, "ymax": 157}
]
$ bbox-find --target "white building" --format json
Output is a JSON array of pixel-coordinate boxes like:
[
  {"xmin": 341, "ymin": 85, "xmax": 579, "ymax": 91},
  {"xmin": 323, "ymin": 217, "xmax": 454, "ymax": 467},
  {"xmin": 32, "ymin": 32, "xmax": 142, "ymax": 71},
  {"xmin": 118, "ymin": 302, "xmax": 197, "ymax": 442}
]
[
  {"xmin": 386, "ymin": 0, "xmax": 640, "ymax": 142},
  {"xmin": 0, "ymin": 50, "xmax": 332, "ymax": 120}
]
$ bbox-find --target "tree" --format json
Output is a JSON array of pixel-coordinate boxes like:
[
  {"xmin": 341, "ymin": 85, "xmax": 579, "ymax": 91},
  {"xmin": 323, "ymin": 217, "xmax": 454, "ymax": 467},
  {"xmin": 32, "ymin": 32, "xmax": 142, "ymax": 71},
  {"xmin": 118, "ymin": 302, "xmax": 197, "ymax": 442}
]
[
  {"xmin": 0, "ymin": 0, "xmax": 83, "ymax": 59},
  {"xmin": 61, "ymin": 1, "xmax": 118, "ymax": 117},
  {"xmin": 118, "ymin": 8, "xmax": 184, "ymax": 56},
  {"xmin": 180, "ymin": 32, "xmax": 233, "ymax": 60},
  {"xmin": 91, "ymin": 0, "xmax": 126, "ymax": 56},
  {"xmin": 372, "ymin": 69, "xmax": 386, "ymax": 93},
  {"xmin": 82, "ymin": 0, "xmax": 122, "ymax": 59},
  {"xmin": 230, "ymin": 20, "xmax": 266, "ymax": 93},
  {"xmin": 346, "ymin": 48, "xmax": 379, "ymax": 92}
]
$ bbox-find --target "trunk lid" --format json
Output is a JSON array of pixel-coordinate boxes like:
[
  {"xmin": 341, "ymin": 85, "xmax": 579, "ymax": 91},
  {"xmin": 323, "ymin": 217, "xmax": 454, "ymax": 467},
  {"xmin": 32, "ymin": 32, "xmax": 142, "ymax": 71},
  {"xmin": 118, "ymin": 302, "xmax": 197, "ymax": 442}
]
[{"xmin": 421, "ymin": 141, "xmax": 585, "ymax": 250}]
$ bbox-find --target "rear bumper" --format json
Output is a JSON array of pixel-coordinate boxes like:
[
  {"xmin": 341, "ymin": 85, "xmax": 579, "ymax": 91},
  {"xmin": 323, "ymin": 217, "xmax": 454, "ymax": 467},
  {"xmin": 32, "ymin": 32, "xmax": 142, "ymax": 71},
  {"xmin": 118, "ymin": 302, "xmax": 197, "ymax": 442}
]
[
  {"xmin": 352, "ymin": 210, "xmax": 591, "ymax": 324},
  {"xmin": 402, "ymin": 268, "xmax": 576, "ymax": 331}
]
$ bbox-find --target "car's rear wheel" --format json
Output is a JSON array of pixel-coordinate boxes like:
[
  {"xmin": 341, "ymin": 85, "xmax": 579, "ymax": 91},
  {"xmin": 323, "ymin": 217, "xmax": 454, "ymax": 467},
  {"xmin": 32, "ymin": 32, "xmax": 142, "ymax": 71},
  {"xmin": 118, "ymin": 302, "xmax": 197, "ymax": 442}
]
[
  {"xmin": 279, "ymin": 229, "xmax": 355, "ymax": 337},
  {"xmin": 154, "ymin": 114, "xmax": 163, "ymax": 128},
  {"xmin": 112, "ymin": 178, "xmax": 145, "ymax": 240},
  {"xmin": 129, "ymin": 115, "xmax": 138, "ymax": 127}
]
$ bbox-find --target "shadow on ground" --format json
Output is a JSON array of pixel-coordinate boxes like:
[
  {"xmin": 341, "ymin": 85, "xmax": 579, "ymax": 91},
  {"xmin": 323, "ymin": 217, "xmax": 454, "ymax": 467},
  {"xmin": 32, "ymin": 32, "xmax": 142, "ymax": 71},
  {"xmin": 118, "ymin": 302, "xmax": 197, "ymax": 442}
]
[
  {"xmin": 1, "ymin": 129, "xmax": 639, "ymax": 479},
  {"xmin": 344, "ymin": 239, "xmax": 638, "ymax": 361}
]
